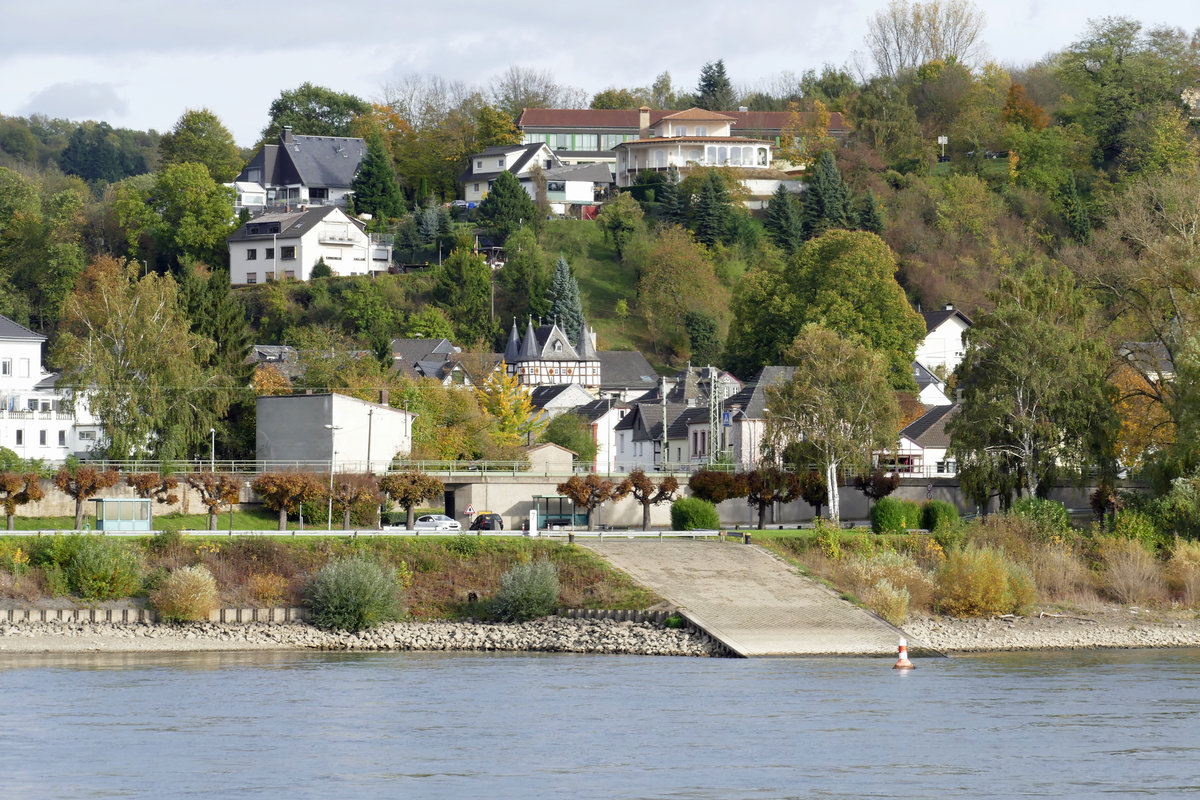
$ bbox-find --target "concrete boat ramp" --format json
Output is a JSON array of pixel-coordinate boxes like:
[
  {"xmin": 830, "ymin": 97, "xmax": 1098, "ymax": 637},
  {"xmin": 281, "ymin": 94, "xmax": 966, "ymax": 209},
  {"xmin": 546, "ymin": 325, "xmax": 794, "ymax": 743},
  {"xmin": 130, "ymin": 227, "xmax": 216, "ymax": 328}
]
[{"xmin": 581, "ymin": 539, "xmax": 909, "ymax": 658}]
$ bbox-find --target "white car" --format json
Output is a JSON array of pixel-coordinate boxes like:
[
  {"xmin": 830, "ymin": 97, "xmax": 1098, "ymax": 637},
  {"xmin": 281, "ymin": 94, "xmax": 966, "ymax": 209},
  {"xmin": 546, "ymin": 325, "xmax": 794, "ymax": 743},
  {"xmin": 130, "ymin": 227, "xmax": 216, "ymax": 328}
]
[{"xmin": 414, "ymin": 514, "xmax": 462, "ymax": 532}]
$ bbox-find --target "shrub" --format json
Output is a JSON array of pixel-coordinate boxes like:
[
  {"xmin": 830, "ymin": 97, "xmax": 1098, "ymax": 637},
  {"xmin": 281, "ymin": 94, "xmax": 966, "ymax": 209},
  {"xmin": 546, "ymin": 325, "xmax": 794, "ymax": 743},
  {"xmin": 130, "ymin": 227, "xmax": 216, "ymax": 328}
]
[
  {"xmin": 491, "ymin": 560, "xmax": 560, "ymax": 622},
  {"xmin": 921, "ymin": 500, "xmax": 959, "ymax": 532},
  {"xmin": 41, "ymin": 563, "xmax": 69, "ymax": 597},
  {"xmin": 152, "ymin": 565, "xmax": 219, "ymax": 622},
  {"xmin": 67, "ymin": 536, "xmax": 143, "ymax": 600},
  {"xmin": 837, "ymin": 549, "xmax": 934, "ymax": 612},
  {"xmin": 446, "ymin": 533, "xmax": 482, "ymax": 558},
  {"xmin": 1165, "ymin": 538, "xmax": 1200, "ymax": 607},
  {"xmin": 248, "ymin": 572, "xmax": 291, "ymax": 607},
  {"xmin": 664, "ymin": 614, "xmax": 685, "ymax": 629},
  {"xmin": 935, "ymin": 545, "xmax": 1036, "ymax": 617},
  {"xmin": 1010, "ymin": 497, "xmax": 1070, "ymax": 539},
  {"xmin": 1113, "ymin": 510, "xmax": 1166, "ymax": 553},
  {"xmin": 671, "ymin": 497, "xmax": 720, "ymax": 530},
  {"xmin": 814, "ymin": 519, "xmax": 843, "ymax": 560},
  {"xmin": 870, "ymin": 497, "xmax": 922, "ymax": 533},
  {"xmin": 864, "ymin": 579, "xmax": 910, "ymax": 626},
  {"xmin": 1027, "ymin": 542, "xmax": 1091, "ymax": 602},
  {"xmin": 1098, "ymin": 537, "xmax": 1168, "ymax": 606},
  {"xmin": 306, "ymin": 557, "xmax": 404, "ymax": 631}
]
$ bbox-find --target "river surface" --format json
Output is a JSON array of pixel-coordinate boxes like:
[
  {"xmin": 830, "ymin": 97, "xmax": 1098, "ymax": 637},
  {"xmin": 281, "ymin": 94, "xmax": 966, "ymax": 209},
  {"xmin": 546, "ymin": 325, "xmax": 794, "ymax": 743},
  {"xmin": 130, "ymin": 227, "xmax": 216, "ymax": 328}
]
[{"xmin": 0, "ymin": 648, "xmax": 1198, "ymax": 799}]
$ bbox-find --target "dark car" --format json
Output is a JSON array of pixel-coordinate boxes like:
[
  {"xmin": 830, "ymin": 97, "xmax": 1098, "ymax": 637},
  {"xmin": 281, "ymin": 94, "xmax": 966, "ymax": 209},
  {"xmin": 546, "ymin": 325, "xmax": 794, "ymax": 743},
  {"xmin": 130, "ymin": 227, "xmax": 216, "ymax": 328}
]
[{"xmin": 469, "ymin": 512, "xmax": 504, "ymax": 531}]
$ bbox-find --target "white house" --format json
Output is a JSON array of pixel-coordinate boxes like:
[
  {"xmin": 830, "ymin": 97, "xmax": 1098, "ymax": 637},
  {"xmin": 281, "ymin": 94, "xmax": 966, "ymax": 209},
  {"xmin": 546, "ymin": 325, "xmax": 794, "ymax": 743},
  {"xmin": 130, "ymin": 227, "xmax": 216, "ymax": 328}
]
[
  {"xmin": 612, "ymin": 107, "xmax": 775, "ymax": 189},
  {"xmin": 0, "ymin": 316, "xmax": 101, "ymax": 461},
  {"xmin": 572, "ymin": 397, "xmax": 629, "ymax": 473},
  {"xmin": 460, "ymin": 143, "xmax": 561, "ymax": 205},
  {"xmin": 916, "ymin": 304, "xmax": 972, "ymax": 376},
  {"xmin": 228, "ymin": 206, "xmax": 391, "ymax": 285},
  {"xmin": 891, "ymin": 404, "xmax": 959, "ymax": 478},
  {"xmin": 912, "ymin": 361, "xmax": 952, "ymax": 406},
  {"xmin": 256, "ymin": 392, "xmax": 415, "ymax": 473}
]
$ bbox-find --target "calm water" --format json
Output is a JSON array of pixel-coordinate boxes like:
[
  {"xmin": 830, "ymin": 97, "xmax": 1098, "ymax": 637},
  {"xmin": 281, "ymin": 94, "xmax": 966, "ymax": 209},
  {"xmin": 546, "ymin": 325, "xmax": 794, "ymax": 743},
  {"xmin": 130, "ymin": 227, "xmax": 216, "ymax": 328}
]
[{"xmin": 0, "ymin": 648, "xmax": 1198, "ymax": 799}]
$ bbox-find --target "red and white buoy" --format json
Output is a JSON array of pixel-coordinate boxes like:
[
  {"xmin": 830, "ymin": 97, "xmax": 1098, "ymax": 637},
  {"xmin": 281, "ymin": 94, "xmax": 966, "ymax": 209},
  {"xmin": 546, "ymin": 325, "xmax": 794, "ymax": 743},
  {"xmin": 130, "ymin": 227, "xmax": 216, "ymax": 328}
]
[{"xmin": 893, "ymin": 637, "xmax": 915, "ymax": 670}]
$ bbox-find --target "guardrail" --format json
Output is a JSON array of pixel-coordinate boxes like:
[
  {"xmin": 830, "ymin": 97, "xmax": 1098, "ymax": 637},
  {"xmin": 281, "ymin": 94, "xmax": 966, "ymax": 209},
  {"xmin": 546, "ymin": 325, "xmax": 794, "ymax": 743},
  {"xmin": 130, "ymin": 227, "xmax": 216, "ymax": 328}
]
[{"xmin": 0, "ymin": 528, "xmax": 728, "ymax": 539}]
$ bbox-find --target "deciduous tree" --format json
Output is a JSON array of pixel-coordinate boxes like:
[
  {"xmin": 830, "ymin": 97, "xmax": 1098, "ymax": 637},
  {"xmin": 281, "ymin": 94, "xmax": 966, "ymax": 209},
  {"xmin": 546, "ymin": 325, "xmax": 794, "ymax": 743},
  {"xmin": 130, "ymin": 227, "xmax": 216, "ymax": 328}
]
[
  {"xmin": 262, "ymin": 83, "xmax": 370, "ymax": 140},
  {"xmin": 54, "ymin": 463, "xmax": 119, "ymax": 530},
  {"xmin": 158, "ymin": 108, "xmax": 243, "ymax": 183},
  {"xmin": 185, "ymin": 472, "xmax": 241, "ymax": 531},
  {"xmin": 379, "ymin": 471, "xmax": 445, "ymax": 530},
  {"xmin": 538, "ymin": 413, "xmax": 599, "ymax": 464},
  {"xmin": 741, "ymin": 467, "xmax": 801, "ymax": 530},
  {"xmin": 252, "ymin": 472, "xmax": 324, "ymax": 531},
  {"xmin": 765, "ymin": 325, "xmax": 901, "ymax": 523},
  {"xmin": 556, "ymin": 474, "xmax": 620, "ymax": 530},
  {"xmin": 478, "ymin": 368, "xmax": 546, "ymax": 446},
  {"xmin": 126, "ymin": 473, "xmax": 180, "ymax": 506},
  {"xmin": 616, "ymin": 469, "xmax": 679, "ymax": 530},
  {"xmin": 688, "ymin": 469, "xmax": 748, "ymax": 505},
  {"xmin": 326, "ymin": 473, "xmax": 383, "ymax": 530},
  {"xmin": 865, "ymin": 0, "xmax": 987, "ymax": 77},
  {"xmin": 596, "ymin": 192, "xmax": 645, "ymax": 260},
  {"xmin": 0, "ymin": 473, "xmax": 44, "ymax": 531}
]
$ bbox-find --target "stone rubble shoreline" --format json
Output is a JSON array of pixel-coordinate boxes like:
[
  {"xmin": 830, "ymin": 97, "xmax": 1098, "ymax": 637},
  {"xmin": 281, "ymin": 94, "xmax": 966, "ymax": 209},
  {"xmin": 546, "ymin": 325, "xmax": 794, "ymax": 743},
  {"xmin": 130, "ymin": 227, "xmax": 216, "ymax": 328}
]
[
  {"xmin": 0, "ymin": 616, "xmax": 727, "ymax": 657},
  {"xmin": 902, "ymin": 608, "xmax": 1200, "ymax": 653}
]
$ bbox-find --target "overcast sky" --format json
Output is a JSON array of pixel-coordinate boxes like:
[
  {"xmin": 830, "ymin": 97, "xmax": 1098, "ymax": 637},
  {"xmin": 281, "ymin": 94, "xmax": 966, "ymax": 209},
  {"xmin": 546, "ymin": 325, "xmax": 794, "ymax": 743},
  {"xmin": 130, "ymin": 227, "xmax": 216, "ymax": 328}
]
[{"xmin": 1, "ymin": 1, "xmax": 1196, "ymax": 146}]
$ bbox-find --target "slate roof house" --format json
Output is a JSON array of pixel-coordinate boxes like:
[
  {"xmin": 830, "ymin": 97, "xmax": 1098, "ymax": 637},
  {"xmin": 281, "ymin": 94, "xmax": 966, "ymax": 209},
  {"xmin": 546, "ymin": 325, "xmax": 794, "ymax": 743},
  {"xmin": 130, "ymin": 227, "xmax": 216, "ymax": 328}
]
[
  {"xmin": 893, "ymin": 404, "xmax": 959, "ymax": 477},
  {"xmin": 233, "ymin": 126, "xmax": 365, "ymax": 210},
  {"xmin": 390, "ymin": 338, "xmax": 477, "ymax": 386},
  {"xmin": 503, "ymin": 318, "xmax": 601, "ymax": 389},
  {"xmin": 228, "ymin": 206, "xmax": 391, "ymax": 284},
  {"xmin": 916, "ymin": 304, "xmax": 972, "ymax": 375},
  {"xmin": 460, "ymin": 143, "xmax": 561, "ymax": 204}
]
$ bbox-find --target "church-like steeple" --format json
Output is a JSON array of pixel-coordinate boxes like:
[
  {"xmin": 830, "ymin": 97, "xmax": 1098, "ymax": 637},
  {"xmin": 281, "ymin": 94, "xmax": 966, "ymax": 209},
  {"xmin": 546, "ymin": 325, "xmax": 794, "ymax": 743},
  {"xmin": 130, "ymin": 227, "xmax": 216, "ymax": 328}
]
[{"xmin": 503, "ymin": 318, "xmax": 521, "ymax": 363}]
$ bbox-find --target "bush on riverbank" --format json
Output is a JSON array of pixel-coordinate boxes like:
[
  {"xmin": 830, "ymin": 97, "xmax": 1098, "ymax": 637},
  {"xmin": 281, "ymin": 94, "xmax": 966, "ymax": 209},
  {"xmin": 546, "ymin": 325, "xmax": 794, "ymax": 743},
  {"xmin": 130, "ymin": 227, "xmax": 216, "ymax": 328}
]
[
  {"xmin": 306, "ymin": 557, "xmax": 409, "ymax": 631},
  {"xmin": 152, "ymin": 565, "xmax": 219, "ymax": 622},
  {"xmin": 491, "ymin": 560, "xmax": 560, "ymax": 622}
]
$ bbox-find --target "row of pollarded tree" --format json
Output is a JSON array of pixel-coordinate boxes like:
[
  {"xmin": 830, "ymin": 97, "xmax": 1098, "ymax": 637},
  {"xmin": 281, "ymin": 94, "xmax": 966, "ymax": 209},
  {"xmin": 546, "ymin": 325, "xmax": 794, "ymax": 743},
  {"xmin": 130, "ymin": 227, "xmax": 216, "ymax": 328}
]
[{"xmin": 0, "ymin": 464, "xmax": 449, "ymax": 532}]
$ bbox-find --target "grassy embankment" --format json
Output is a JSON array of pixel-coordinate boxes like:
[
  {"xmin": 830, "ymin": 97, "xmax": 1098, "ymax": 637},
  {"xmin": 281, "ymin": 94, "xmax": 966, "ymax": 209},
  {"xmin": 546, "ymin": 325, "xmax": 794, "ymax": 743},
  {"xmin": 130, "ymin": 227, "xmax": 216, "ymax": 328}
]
[{"xmin": 0, "ymin": 531, "xmax": 662, "ymax": 619}]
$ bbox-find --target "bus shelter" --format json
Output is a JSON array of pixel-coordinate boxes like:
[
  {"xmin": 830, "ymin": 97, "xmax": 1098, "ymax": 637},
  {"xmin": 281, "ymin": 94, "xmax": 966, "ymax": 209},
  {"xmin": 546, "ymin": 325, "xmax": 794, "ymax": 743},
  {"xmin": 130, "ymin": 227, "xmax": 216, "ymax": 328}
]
[{"xmin": 93, "ymin": 498, "xmax": 153, "ymax": 532}]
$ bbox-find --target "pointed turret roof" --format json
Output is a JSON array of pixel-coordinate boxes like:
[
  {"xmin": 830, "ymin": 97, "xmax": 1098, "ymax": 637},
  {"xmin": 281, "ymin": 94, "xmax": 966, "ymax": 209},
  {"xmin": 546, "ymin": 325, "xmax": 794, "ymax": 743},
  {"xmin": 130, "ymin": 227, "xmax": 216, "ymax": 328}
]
[
  {"xmin": 516, "ymin": 318, "xmax": 541, "ymax": 362},
  {"xmin": 503, "ymin": 318, "xmax": 521, "ymax": 363},
  {"xmin": 576, "ymin": 322, "xmax": 598, "ymax": 361}
]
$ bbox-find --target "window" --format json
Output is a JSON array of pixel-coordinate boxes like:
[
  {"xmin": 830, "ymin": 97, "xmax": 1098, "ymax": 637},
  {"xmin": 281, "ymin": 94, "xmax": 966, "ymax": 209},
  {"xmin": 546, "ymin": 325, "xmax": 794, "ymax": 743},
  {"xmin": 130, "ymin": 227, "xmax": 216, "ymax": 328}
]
[
  {"xmin": 27, "ymin": 399, "xmax": 37, "ymax": 411},
  {"xmin": 695, "ymin": 127, "xmax": 707, "ymax": 136},
  {"xmin": 1, "ymin": 359, "xmax": 10, "ymax": 376},
  {"xmin": 246, "ymin": 168, "xmax": 262, "ymax": 183},
  {"xmin": 265, "ymin": 271, "xmax": 275, "ymax": 281},
  {"xmin": 476, "ymin": 160, "xmax": 482, "ymax": 170},
  {"xmin": 281, "ymin": 246, "xmax": 296, "ymax": 260},
  {"xmin": 58, "ymin": 430, "xmax": 66, "ymax": 446},
  {"xmin": 284, "ymin": 270, "xmax": 295, "ymax": 279},
  {"xmin": 554, "ymin": 342, "xmax": 563, "ymax": 353},
  {"xmin": 246, "ymin": 249, "xmax": 257, "ymax": 260},
  {"xmin": 246, "ymin": 273, "xmax": 257, "ymax": 284},
  {"xmin": 79, "ymin": 430, "xmax": 96, "ymax": 441},
  {"xmin": 497, "ymin": 158, "xmax": 505, "ymax": 168},
  {"xmin": 676, "ymin": 126, "xmax": 686, "ymax": 136},
  {"xmin": 14, "ymin": 430, "xmax": 21, "ymax": 446},
  {"xmin": 265, "ymin": 248, "xmax": 275, "ymax": 259},
  {"xmin": 473, "ymin": 183, "xmax": 480, "ymax": 193},
  {"xmin": 39, "ymin": 430, "xmax": 46, "ymax": 446}
]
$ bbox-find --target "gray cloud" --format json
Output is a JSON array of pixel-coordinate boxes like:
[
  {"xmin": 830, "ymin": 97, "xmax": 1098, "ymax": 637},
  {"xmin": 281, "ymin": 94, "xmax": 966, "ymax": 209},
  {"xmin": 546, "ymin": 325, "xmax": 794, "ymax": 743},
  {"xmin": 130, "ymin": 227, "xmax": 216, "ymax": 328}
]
[{"xmin": 20, "ymin": 81, "xmax": 128, "ymax": 120}]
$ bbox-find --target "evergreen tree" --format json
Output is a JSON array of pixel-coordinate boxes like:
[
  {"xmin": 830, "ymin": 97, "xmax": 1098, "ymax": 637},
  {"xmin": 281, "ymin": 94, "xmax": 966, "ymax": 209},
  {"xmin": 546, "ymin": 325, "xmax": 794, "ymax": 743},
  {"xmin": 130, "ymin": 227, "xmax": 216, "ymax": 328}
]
[
  {"xmin": 350, "ymin": 132, "xmax": 405, "ymax": 221},
  {"xmin": 547, "ymin": 256, "xmax": 584, "ymax": 341},
  {"xmin": 478, "ymin": 170, "xmax": 536, "ymax": 240},
  {"xmin": 658, "ymin": 165, "xmax": 685, "ymax": 225},
  {"xmin": 764, "ymin": 183, "xmax": 804, "ymax": 253},
  {"xmin": 684, "ymin": 311, "xmax": 722, "ymax": 364},
  {"xmin": 1059, "ymin": 174, "xmax": 1091, "ymax": 243},
  {"xmin": 417, "ymin": 204, "xmax": 440, "ymax": 243},
  {"xmin": 435, "ymin": 239, "xmax": 493, "ymax": 344},
  {"xmin": 799, "ymin": 151, "xmax": 851, "ymax": 241},
  {"xmin": 696, "ymin": 59, "xmax": 736, "ymax": 110},
  {"xmin": 855, "ymin": 190, "xmax": 885, "ymax": 235},
  {"xmin": 692, "ymin": 170, "xmax": 731, "ymax": 247}
]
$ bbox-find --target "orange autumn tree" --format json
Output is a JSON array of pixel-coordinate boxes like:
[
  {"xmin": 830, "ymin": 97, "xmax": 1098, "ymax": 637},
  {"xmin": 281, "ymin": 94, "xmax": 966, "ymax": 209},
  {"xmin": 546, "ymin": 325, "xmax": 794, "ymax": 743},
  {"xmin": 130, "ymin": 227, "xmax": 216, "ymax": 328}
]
[
  {"xmin": 186, "ymin": 472, "xmax": 243, "ymax": 531},
  {"xmin": 126, "ymin": 472, "xmax": 180, "ymax": 506},
  {"xmin": 54, "ymin": 463, "xmax": 120, "ymax": 530},
  {"xmin": 0, "ymin": 473, "xmax": 45, "ymax": 531},
  {"xmin": 1111, "ymin": 363, "xmax": 1173, "ymax": 469},
  {"xmin": 252, "ymin": 472, "xmax": 324, "ymax": 531}
]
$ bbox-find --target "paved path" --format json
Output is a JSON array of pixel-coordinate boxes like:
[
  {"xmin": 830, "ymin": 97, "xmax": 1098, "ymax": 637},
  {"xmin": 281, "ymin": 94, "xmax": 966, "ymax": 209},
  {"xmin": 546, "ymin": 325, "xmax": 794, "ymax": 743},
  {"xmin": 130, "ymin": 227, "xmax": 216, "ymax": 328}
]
[{"xmin": 582, "ymin": 540, "xmax": 904, "ymax": 657}]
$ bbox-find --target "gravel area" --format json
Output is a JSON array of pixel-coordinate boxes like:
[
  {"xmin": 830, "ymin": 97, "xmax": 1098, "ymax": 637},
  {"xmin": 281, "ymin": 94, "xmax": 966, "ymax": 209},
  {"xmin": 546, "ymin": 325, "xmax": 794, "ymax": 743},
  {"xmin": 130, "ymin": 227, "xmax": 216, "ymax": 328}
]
[
  {"xmin": 0, "ymin": 617, "xmax": 726, "ymax": 657},
  {"xmin": 903, "ymin": 607, "xmax": 1200, "ymax": 653}
]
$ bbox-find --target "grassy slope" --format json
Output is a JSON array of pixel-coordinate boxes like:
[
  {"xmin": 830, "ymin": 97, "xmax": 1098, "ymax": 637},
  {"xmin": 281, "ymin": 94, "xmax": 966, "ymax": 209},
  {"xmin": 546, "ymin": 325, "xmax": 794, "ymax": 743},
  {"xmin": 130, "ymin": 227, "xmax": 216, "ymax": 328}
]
[{"xmin": 539, "ymin": 220, "xmax": 670, "ymax": 372}]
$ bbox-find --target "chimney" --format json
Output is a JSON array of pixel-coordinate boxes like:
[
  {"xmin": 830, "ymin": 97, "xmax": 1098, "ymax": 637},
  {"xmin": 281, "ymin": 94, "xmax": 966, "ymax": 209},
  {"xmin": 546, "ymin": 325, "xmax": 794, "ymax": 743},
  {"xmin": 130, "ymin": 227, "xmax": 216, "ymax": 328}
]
[
  {"xmin": 944, "ymin": 303, "xmax": 954, "ymax": 311},
  {"xmin": 281, "ymin": 125, "xmax": 293, "ymax": 144},
  {"xmin": 738, "ymin": 106, "xmax": 748, "ymax": 113},
  {"xmin": 379, "ymin": 389, "xmax": 389, "ymax": 406},
  {"xmin": 638, "ymin": 106, "xmax": 650, "ymax": 139}
]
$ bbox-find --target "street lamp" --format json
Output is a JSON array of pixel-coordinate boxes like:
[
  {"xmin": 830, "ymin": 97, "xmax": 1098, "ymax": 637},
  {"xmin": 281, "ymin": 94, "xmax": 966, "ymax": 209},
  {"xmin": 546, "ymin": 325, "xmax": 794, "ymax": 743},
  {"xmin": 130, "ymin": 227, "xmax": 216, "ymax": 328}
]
[
  {"xmin": 325, "ymin": 424, "xmax": 341, "ymax": 530},
  {"xmin": 209, "ymin": 428, "xmax": 215, "ymax": 472}
]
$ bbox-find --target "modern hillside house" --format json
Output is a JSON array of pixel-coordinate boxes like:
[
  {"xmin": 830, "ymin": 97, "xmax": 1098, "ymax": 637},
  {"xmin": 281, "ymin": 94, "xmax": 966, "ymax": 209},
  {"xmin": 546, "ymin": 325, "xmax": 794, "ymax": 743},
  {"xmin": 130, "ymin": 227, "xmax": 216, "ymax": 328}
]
[{"xmin": 232, "ymin": 126, "xmax": 366, "ymax": 211}]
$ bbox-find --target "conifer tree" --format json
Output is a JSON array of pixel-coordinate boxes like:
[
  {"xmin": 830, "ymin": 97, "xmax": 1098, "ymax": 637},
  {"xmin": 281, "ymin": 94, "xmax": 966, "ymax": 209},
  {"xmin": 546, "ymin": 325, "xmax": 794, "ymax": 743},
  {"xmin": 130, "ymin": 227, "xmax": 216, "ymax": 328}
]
[
  {"xmin": 696, "ymin": 59, "xmax": 736, "ymax": 110},
  {"xmin": 799, "ymin": 151, "xmax": 851, "ymax": 241},
  {"xmin": 658, "ymin": 165, "xmax": 685, "ymax": 225},
  {"xmin": 764, "ymin": 183, "xmax": 803, "ymax": 253},
  {"xmin": 1059, "ymin": 174, "xmax": 1091, "ymax": 243},
  {"xmin": 478, "ymin": 170, "xmax": 536, "ymax": 240},
  {"xmin": 351, "ymin": 132, "xmax": 405, "ymax": 220},
  {"xmin": 855, "ymin": 190, "xmax": 885, "ymax": 235},
  {"xmin": 547, "ymin": 256, "xmax": 584, "ymax": 341},
  {"xmin": 692, "ymin": 171, "xmax": 731, "ymax": 247}
]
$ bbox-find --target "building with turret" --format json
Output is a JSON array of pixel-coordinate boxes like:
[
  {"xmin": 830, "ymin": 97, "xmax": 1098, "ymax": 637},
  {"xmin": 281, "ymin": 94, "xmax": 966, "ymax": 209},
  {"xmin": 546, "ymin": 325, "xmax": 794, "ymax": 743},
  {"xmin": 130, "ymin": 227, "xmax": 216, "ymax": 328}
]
[{"xmin": 503, "ymin": 318, "xmax": 601, "ymax": 388}]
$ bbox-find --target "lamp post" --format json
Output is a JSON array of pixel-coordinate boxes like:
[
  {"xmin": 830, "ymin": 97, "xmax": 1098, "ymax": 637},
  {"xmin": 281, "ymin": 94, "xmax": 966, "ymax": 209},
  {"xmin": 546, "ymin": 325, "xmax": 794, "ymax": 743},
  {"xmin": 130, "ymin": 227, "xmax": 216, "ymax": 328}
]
[
  {"xmin": 325, "ymin": 424, "xmax": 341, "ymax": 530},
  {"xmin": 209, "ymin": 428, "xmax": 215, "ymax": 472}
]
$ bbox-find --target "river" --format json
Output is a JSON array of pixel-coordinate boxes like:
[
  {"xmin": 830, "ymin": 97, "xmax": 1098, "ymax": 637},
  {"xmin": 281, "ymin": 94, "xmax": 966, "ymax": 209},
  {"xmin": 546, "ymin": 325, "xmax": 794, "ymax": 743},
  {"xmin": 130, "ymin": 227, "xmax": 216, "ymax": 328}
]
[{"xmin": 1, "ymin": 648, "xmax": 1198, "ymax": 799}]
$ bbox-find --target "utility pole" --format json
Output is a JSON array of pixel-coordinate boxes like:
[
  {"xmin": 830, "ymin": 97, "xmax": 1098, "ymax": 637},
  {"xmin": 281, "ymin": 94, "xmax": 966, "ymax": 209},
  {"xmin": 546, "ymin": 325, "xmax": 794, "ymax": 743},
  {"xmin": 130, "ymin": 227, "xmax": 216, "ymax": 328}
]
[
  {"xmin": 708, "ymin": 365, "xmax": 721, "ymax": 465},
  {"xmin": 660, "ymin": 375, "xmax": 668, "ymax": 472}
]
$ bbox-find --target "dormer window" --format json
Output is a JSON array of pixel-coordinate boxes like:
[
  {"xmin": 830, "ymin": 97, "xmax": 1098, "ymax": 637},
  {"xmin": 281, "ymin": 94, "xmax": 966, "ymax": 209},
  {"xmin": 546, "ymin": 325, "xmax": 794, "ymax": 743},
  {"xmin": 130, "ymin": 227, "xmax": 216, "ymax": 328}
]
[
  {"xmin": 476, "ymin": 160, "xmax": 482, "ymax": 169},
  {"xmin": 554, "ymin": 342, "xmax": 563, "ymax": 353}
]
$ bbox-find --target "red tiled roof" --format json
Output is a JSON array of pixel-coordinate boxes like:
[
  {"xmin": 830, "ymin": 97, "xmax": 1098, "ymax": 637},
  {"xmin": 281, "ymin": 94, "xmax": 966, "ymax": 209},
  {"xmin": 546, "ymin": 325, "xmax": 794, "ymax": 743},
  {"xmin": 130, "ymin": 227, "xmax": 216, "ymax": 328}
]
[
  {"xmin": 660, "ymin": 108, "xmax": 737, "ymax": 121},
  {"xmin": 617, "ymin": 135, "xmax": 773, "ymax": 146}
]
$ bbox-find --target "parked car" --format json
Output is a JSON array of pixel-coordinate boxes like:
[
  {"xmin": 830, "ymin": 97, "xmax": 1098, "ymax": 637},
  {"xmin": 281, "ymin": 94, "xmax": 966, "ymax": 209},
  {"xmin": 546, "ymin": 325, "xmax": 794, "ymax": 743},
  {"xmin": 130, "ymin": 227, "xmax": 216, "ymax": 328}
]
[
  {"xmin": 469, "ymin": 512, "xmax": 504, "ymax": 531},
  {"xmin": 414, "ymin": 514, "xmax": 462, "ymax": 532}
]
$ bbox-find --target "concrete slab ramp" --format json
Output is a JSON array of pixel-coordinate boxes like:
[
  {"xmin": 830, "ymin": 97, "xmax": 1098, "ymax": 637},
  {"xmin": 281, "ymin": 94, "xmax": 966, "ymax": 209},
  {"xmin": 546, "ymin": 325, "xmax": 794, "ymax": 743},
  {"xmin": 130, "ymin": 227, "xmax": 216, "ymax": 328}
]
[{"xmin": 582, "ymin": 540, "xmax": 903, "ymax": 657}]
